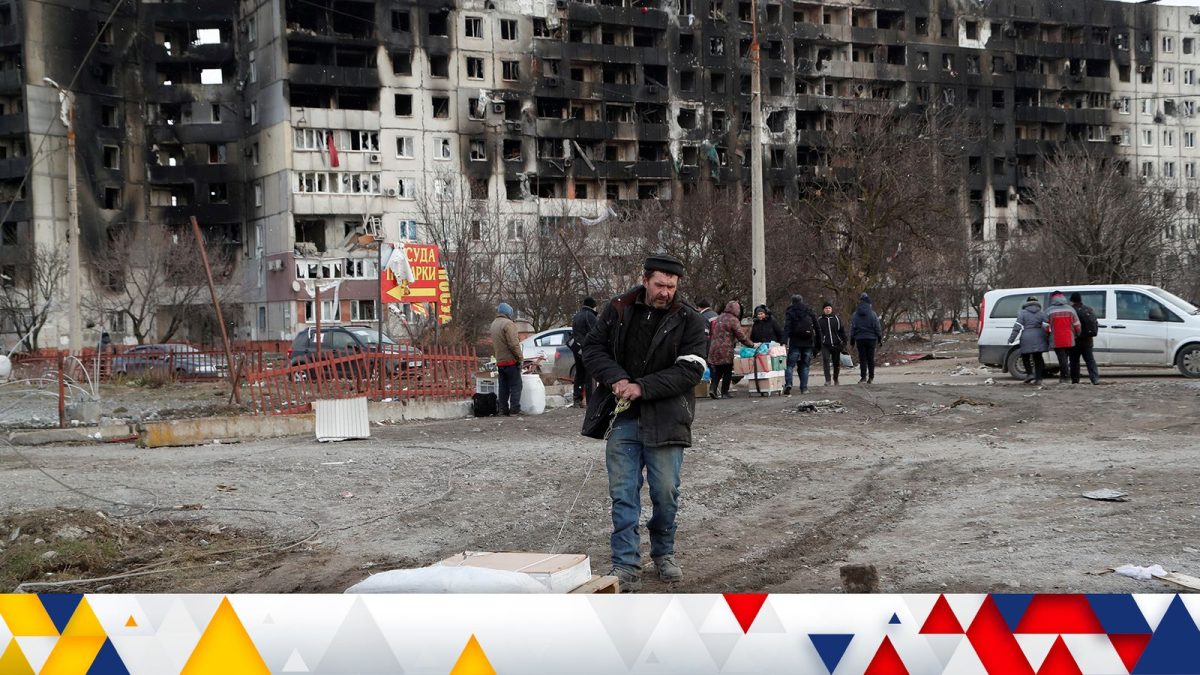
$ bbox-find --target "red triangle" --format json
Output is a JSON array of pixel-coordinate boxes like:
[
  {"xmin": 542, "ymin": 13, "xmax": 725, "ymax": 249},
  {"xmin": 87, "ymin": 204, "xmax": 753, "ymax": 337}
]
[
  {"xmin": 966, "ymin": 596, "xmax": 1036, "ymax": 675},
  {"xmin": 722, "ymin": 594, "xmax": 768, "ymax": 634},
  {"xmin": 1109, "ymin": 634, "xmax": 1151, "ymax": 674},
  {"xmin": 1036, "ymin": 636, "xmax": 1083, "ymax": 675},
  {"xmin": 863, "ymin": 636, "xmax": 909, "ymax": 675},
  {"xmin": 920, "ymin": 595, "xmax": 965, "ymax": 634},
  {"xmin": 1016, "ymin": 595, "xmax": 1105, "ymax": 634}
]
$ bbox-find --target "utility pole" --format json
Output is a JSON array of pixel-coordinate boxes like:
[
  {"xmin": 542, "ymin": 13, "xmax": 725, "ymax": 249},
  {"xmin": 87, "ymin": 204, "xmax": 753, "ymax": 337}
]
[
  {"xmin": 45, "ymin": 78, "xmax": 82, "ymax": 354},
  {"xmin": 749, "ymin": 0, "xmax": 767, "ymax": 309}
]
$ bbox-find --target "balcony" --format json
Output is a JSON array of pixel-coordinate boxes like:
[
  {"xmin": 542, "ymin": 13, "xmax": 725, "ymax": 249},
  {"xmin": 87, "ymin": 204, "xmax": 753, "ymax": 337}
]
[
  {"xmin": 0, "ymin": 24, "xmax": 20, "ymax": 46},
  {"xmin": 0, "ymin": 113, "xmax": 25, "ymax": 136},
  {"xmin": 632, "ymin": 161, "xmax": 672, "ymax": 179},
  {"xmin": 565, "ymin": 3, "xmax": 669, "ymax": 29},
  {"xmin": 148, "ymin": 163, "xmax": 237, "ymax": 183},
  {"xmin": 153, "ymin": 42, "xmax": 235, "ymax": 63},
  {"xmin": 0, "ymin": 157, "xmax": 27, "ymax": 179},
  {"xmin": 0, "ymin": 69, "xmax": 21, "ymax": 91},
  {"xmin": 288, "ymin": 63, "xmax": 380, "ymax": 88}
]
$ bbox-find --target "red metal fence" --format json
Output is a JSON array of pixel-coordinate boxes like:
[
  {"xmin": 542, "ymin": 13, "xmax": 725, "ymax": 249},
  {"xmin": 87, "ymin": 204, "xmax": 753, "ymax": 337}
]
[
  {"xmin": 8, "ymin": 347, "xmax": 269, "ymax": 384},
  {"xmin": 241, "ymin": 346, "xmax": 477, "ymax": 415}
]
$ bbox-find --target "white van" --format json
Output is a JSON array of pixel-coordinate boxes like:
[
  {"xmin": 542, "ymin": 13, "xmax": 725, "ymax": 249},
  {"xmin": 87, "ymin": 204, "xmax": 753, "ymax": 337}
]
[{"xmin": 978, "ymin": 285, "xmax": 1200, "ymax": 378}]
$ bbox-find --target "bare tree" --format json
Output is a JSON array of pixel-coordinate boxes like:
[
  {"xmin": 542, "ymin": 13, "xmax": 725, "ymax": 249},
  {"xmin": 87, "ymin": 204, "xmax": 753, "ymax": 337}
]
[
  {"xmin": 504, "ymin": 217, "xmax": 592, "ymax": 331},
  {"xmin": 783, "ymin": 105, "xmax": 975, "ymax": 328},
  {"xmin": 0, "ymin": 245, "xmax": 67, "ymax": 351},
  {"xmin": 414, "ymin": 170, "xmax": 506, "ymax": 342},
  {"xmin": 87, "ymin": 224, "xmax": 234, "ymax": 344},
  {"xmin": 1009, "ymin": 146, "xmax": 1181, "ymax": 285}
]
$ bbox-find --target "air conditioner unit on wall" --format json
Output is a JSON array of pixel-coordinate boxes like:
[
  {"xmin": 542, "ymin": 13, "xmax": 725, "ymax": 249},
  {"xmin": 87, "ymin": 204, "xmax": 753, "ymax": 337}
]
[
  {"xmin": 266, "ymin": 259, "xmax": 283, "ymax": 271},
  {"xmin": 384, "ymin": 187, "xmax": 398, "ymax": 197},
  {"xmin": 369, "ymin": 153, "xmax": 381, "ymax": 163},
  {"xmin": 492, "ymin": 102, "xmax": 505, "ymax": 114}
]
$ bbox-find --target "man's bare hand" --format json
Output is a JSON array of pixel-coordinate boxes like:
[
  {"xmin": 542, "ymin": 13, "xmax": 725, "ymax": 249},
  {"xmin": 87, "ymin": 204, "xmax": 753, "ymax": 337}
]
[{"xmin": 624, "ymin": 383, "xmax": 643, "ymax": 401}]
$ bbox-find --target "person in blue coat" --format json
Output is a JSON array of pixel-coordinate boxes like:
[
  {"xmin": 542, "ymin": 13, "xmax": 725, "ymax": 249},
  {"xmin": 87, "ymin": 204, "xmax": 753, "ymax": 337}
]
[
  {"xmin": 1008, "ymin": 296, "xmax": 1049, "ymax": 384},
  {"xmin": 849, "ymin": 293, "xmax": 883, "ymax": 384}
]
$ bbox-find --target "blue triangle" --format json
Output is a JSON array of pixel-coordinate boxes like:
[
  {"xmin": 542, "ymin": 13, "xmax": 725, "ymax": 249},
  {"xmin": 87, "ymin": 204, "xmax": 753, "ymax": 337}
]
[
  {"xmin": 809, "ymin": 634, "xmax": 854, "ymax": 674},
  {"xmin": 991, "ymin": 594, "xmax": 1034, "ymax": 632},
  {"xmin": 1133, "ymin": 595, "xmax": 1200, "ymax": 674},
  {"xmin": 888, "ymin": 613, "xmax": 901, "ymax": 625},
  {"xmin": 39, "ymin": 594, "xmax": 83, "ymax": 634},
  {"xmin": 1087, "ymin": 594, "xmax": 1153, "ymax": 635},
  {"xmin": 87, "ymin": 638, "xmax": 131, "ymax": 675}
]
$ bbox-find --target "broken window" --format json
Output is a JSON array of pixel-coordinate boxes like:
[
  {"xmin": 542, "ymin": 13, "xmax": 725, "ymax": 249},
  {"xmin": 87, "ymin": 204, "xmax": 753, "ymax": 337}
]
[
  {"xmin": 349, "ymin": 131, "xmax": 378, "ymax": 151},
  {"xmin": 396, "ymin": 178, "xmax": 414, "ymax": 198},
  {"xmin": 433, "ymin": 137, "xmax": 451, "ymax": 160},
  {"xmin": 915, "ymin": 17, "xmax": 928, "ymax": 35},
  {"xmin": 709, "ymin": 36, "xmax": 724, "ymax": 56},
  {"xmin": 711, "ymin": 110, "xmax": 727, "ymax": 132},
  {"xmin": 502, "ymin": 60, "xmax": 520, "ymax": 81},
  {"xmin": 396, "ymin": 136, "xmax": 413, "ymax": 158},
  {"xmin": 500, "ymin": 19, "xmax": 517, "ymax": 40},
  {"xmin": 102, "ymin": 145, "xmax": 120, "ymax": 169},
  {"xmin": 200, "ymin": 68, "xmax": 223, "ymax": 84},
  {"xmin": 468, "ymin": 98, "xmax": 484, "ymax": 120},
  {"xmin": 431, "ymin": 96, "xmax": 450, "ymax": 119},
  {"xmin": 503, "ymin": 139, "xmax": 522, "ymax": 160},
  {"xmin": 965, "ymin": 21, "xmax": 979, "ymax": 40},
  {"xmin": 429, "ymin": 55, "xmax": 449, "ymax": 78},
  {"xmin": 917, "ymin": 51, "xmax": 929, "ymax": 70},
  {"xmin": 392, "ymin": 51, "xmax": 411, "ymax": 76},
  {"xmin": 677, "ymin": 108, "xmax": 698, "ymax": 129},
  {"xmin": 395, "ymin": 94, "xmax": 412, "ymax": 116},
  {"xmin": 710, "ymin": 72, "xmax": 726, "ymax": 93},
  {"xmin": 210, "ymin": 104, "xmax": 222, "ymax": 123},
  {"xmin": 994, "ymin": 189, "xmax": 1008, "ymax": 208},
  {"xmin": 464, "ymin": 15, "xmax": 482, "ymax": 38},
  {"xmin": 103, "ymin": 187, "xmax": 121, "ymax": 209},
  {"xmin": 428, "ymin": 10, "xmax": 448, "ymax": 36},
  {"xmin": 680, "ymin": 71, "xmax": 695, "ymax": 91},
  {"xmin": 100, "ymin": 105, "xmax": 117, "ymax": 127},
  {"xmin": 208, "ymin": 183, "xmax": 228, "ymax": 203},
  {"xmin": 208, "ymin": 143, "xmax": 226, "ymax": 163},
  {"xmin": 469, "ymin": 139, "xmax": 486, "ymax": 161},
  {"xmin": 679, "ymin": 33, "xmax": 694, "ymax": 53},
  {"xmin": 943, "ymin": 53, "xmax": 954, "ymax": 71}
]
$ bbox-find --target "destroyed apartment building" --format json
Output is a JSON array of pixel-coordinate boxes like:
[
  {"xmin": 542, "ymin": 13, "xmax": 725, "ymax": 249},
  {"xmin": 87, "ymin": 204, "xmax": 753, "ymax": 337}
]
[{"xmin": 0, "ymin": 0, "xmax": 1198, "ymax": 346}]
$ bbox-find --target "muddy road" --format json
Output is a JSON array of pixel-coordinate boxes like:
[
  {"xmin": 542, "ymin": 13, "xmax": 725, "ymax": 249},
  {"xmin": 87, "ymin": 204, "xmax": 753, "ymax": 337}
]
[{"xmin": 2, "ymin": 357, "xmax": 1198, "ymax": 594}]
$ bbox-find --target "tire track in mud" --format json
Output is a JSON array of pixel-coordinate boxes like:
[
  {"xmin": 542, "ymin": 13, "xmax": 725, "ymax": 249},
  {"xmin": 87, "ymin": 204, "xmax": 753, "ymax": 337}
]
[{"xmin": 678, "ymin": 457, "xmax": 952, "ymax": 592}]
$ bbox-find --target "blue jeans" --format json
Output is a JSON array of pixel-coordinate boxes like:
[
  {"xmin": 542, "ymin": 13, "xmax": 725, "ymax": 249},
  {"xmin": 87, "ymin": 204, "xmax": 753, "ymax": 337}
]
[
  {"xmin": 606, "ymin": 418, "xmax": 684, "ymax": 572},
  {"xmin": 785, "ymin": 347, "xmax": 813, "ymax": 390},
  {"xmin": 497, "ymin": 364, "xmax": 522, "ymax": 413}
]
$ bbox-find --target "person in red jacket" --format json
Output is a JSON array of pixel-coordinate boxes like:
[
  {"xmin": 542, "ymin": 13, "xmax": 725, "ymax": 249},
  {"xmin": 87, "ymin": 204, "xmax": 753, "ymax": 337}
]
[{"xmin": 1045, "ymin": 290, "xmax": 1081, "ymax": 383}]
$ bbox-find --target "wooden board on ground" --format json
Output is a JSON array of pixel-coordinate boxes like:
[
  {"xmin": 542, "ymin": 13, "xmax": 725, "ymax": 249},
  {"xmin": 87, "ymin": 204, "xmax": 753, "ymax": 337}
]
[
  {"xmin": 570, "ymin": 575, "xmax": 620, "ymax": 594},
  {"xmin": 1157, "ymin": 571, "xmax": 1200, "ymax": 591}
]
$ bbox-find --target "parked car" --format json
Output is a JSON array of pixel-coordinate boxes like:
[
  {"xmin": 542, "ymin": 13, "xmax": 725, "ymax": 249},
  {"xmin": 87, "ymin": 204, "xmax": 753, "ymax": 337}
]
[
  {"xmin": 978, "ymin": 284, "xmax": 1200, "ymax": 378},
  {"xmin": 288, "ymin": 326, "xmax": 423, "ymax": 375},
  {"xmin": 113, "ymin": 344, "xmax": 225, "ymax": 377},
  {"xmin": 520, "ymin": 327, "xmax": 576, "ymax": 381}
]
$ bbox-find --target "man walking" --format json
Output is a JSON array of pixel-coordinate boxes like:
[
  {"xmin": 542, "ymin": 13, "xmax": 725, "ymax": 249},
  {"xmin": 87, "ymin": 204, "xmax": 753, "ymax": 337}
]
[
  {"xmin": 490, "ymin": 302, "xmax": 523, "ymax": 415},
  {"xmin": 581, "ymin": 254, "xmax": 707, "ymax": 592},
  {"xmin": 783, "ymin": 294, "xmax": 818, "ymax": 395},
  {"xmin": 570, "ymin": 297, "xmax": 598, "ymax": 406},
  {"xmin": 816, "ymin": 301, "xmax": 847, "ymax": 385},
  {"xmin": 850, "ymin": 293, "xmax": 883, "ymax": 384},
  {"xmin": 1046, "ymin": 290, "xmax": 1081, "ymax": 384},
  {"xmin": 1068, "ymin": 292, "xmax": 1100, "ymax": 385}
]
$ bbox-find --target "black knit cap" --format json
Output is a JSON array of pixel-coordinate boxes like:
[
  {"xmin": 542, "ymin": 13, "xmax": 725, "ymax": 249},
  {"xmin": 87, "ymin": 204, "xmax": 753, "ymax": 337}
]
[{"xmin": 644, "ymin": 253, "xmax": 685, "ymax": 278}]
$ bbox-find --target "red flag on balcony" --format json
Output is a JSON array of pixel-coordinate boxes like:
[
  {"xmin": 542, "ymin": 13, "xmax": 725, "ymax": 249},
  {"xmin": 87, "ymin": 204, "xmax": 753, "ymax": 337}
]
[{"xmin": 327, "ymin": 132, "xmax": 340, "ymax": 167}]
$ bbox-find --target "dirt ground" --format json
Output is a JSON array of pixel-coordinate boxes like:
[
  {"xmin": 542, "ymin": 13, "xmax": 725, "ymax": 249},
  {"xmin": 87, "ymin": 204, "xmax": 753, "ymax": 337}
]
[{"xmin": 2, "ymin": 341, "xmax": 1199, "ymax": 594}]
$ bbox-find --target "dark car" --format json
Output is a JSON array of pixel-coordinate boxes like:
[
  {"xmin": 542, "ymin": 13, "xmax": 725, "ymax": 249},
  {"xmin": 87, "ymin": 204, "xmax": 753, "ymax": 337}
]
[
  {"xmin": 288, "ymin": 326, "xmax": 423, "ymax": 377},
  {"xmin": 113, "ymin": 344, "xmax": 226, "ymax": 377}
]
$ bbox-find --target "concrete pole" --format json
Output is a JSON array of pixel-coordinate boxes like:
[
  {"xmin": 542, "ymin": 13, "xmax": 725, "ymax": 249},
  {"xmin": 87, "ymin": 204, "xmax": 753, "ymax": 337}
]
[
  {"xmin": 64, "ymin": 93, "xmax": 82, "ymax": 355},
  {"xmin": 749, "ymin": 0, "xmax": 767, "ymax": 310}
]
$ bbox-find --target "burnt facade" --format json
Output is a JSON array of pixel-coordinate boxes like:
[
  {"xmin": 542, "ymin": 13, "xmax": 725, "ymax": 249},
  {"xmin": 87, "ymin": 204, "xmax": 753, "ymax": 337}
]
[{"xmin": 2, "ymin": 0, "xmax": 1197, "ymax": 346}]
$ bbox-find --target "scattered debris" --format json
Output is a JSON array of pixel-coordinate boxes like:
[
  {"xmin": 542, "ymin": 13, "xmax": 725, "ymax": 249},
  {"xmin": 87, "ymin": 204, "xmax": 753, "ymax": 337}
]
[
  {"xmin": 949, "ymin": 397, "xmax": 994, "ymax": 409},
  {"xmin": 215, "ymin": 484, "xmax": 237, "ymax": 493},
  {"xmin": 794, "ymin": 400, "xmax": 847, "ymax": 414},
  {"xmin": 341, "ymin": 492, "xmax": 355, "ymax": 499},
  {"xmin": 1113, "ymin": 564, "xmax": 1166, "ymax": 581},
  {"xmin": 1082, "ymin": 489, "xmax": 1128, "ymax": 502},
  {"xmin": 1157, "ymin": 571, "xmax": 1200, "ymax": 592},
  {"xmin": 839, "ymin": 563, "xmax": 880, "ymax": 593}
]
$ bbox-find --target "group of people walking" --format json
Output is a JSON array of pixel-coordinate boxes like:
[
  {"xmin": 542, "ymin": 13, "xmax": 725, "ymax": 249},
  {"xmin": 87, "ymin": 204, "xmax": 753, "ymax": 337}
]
[
  {"xmin": 698, "ymin": 292, "xmax": 885, "ymax": 397},
  {"xmin": 1008, "ymin": 291, "xmax": 1100, "ymax": 385}
]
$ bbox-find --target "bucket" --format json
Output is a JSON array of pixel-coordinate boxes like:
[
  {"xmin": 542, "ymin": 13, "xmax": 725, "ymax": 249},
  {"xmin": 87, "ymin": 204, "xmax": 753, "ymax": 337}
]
[{"xmin": 520, "ymin": 373, "xmax": 546, "ymax": 415}]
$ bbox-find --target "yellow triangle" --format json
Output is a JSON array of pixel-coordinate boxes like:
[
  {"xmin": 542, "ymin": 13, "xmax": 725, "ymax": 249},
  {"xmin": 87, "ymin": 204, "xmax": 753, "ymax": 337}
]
[
  {"xmin": 61, "ymin": 598, "xmax": 106, "ymax": 638},
  {"xmin": 0, "ymin": 596, "xmax": 58, "ymax": 636},
  {"xmin": 125, "ymin": 616, "xmax": 138, "ymax": 628},
  {"xmin": 449, "ymin": 634, "xmax": 496, "ymax": 675},
  {"xmin": 0, "ymin": 639, "xmax": 35, "ymax": 675},
  {"xmin": 181, "ymin": 597, "xmax": 269, "ymax": 675},
  {"xmin": 39, "ymin": 636, "xmax": 105, "ymax": 675}
]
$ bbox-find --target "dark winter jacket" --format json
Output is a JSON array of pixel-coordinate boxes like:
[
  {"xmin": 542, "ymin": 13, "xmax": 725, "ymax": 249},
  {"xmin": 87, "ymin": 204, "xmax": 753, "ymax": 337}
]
[
  {"xmin": 850, "ymin": 301, "xmax": 883, "ymax": 343},
  {"xmin": 581, "ymin": 286, "xmax": 708, "ymax": 448},
  {"xmin": 784, "ymin": 301, "xmax": 818, "ymax": 350},
  {"xmin": 750, "ymin": 306, "xmax": 785, "ymax": 344},
  {"xmin": 570, "ymin": 306, "xmax": 597, "ymax": 353},
  {"xmin": 1008, "ymin": 301, "xmax": 1049, "ymax": 354},
  {"xmin": 817, "ymin": 313, "xmax": 847, "ymax": 349},
  {"xmin": 1074, "ymin": 303, "xmax": 1099, "ymax": 346}
]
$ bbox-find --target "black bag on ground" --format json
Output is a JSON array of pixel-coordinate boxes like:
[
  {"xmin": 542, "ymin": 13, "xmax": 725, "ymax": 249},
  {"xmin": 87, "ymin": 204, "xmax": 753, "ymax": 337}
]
[{"xmin": 472, "ymin": 392, "xmax": 498, "ymax": 417}]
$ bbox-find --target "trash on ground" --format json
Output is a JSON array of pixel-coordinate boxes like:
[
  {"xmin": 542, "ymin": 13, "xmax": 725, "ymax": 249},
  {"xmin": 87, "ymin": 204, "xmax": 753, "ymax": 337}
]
[
  {"xmin": 215, "ymin": 484, "xmax": 237, "ymax": 492},
  {"xmin": 1156, "ymin": 571, "xmax": 1200, "ymax": 591},
  {"xmin": 794, "ymin": 400, "xmax": 847, "ymax": 414},
  {"xmin": 949, "ymin": 397, "xmax": 994, "ymax": 409},
  {"xmin": 1113, "ymin": 564, "xmax": 1165, "ymax": 580},
  {"xmin": 345, "ymin": 565, "xmax": 550, "ymax": 593},
  {"xmin": 1082, "ymin": 489, "xmax": 1128, "ymax": 502}
]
